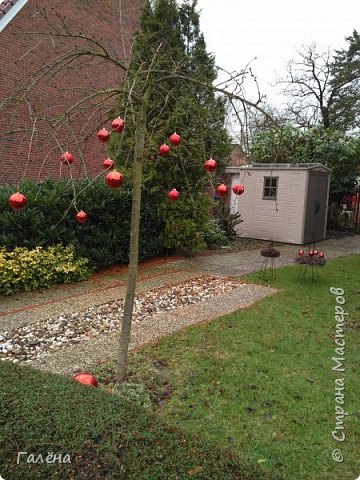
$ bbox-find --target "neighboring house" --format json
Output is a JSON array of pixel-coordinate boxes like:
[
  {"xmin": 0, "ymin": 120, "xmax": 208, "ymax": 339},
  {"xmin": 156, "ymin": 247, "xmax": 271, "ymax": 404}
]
[
  {"xmin": 0, "ymin": 0, "xmax": 145, "ymax": 185},
  {"xmin": 225, "ymin": 163, "xmax": 331, "ymax": 244}
]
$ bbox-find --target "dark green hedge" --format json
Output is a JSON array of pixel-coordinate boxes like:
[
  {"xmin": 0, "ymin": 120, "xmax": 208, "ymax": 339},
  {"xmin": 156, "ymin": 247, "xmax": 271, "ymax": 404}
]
[
  {"xmin": 0, "ymin": 362, "xmax": 271, "ymax": 479},
  {"xmin": 0, "ymin": 178, "xmax": 168, "ymax": 269}
]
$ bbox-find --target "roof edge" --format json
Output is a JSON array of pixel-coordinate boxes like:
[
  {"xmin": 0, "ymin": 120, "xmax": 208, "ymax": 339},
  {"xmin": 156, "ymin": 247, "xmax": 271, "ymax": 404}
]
[{"xmin": 0, "ymin": 0, "xmax": 29, "ymax": 33}]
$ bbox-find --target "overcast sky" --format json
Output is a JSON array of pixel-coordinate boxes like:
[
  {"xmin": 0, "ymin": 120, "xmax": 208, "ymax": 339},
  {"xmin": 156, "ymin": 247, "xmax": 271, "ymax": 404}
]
[{"xmin": 189, "ymin": 0, "xmax": 360, "ymax": 107}]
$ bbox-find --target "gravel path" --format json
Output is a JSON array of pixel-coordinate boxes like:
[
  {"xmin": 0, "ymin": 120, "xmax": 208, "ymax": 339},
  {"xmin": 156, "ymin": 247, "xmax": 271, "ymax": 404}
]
[
  {"xmin": 1, "ymin": 235, "xmax": 358, "ymax": 376},
  {"xmin": 0, "ymin": 276, "xmax": 239, "ymax": 364},
  {"xmin": 31, "ymin": 281, "xmax": 277, "ymax": 375}
]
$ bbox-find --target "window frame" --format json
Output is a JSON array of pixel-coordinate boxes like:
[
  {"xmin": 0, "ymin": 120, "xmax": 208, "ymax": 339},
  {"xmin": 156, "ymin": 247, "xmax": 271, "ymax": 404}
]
[{"xmin": 262, "ymin": 176, "xmax": 279, "ymax": 200}]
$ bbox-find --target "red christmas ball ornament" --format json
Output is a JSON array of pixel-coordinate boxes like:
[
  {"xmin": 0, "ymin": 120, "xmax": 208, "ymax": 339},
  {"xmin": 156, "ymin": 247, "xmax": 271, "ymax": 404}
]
[
  {"xmin": 9, "ymin": 192, "xmax": 27, "ymax": 211},
  {"xmin": 216, "ymin": 184, "xmax": 228, "ymax": 196},
  {"xmin": 314, "ymin": 250, "xmax": 318, "ymax": 255},
  {"xmin": 73, "ymin": 372, "xmax": 98, "ymax": 387},
  {"xmin": 97, "ymin": 128, "xmax": 110, "ymax": 143},
  {"xmin": 204, "ymin": 158, "xmax": 217, "ymax": 173},
  {"xmin": 111, "ymin": 117, "xmax": 125, "ymax": 133},
  {"xmin": 309, "ymin": 250, "xmax": 314, "ymax": 257},
  {"xmin": 105, "ymin": 170, "xmax": 124, "ymax": 188},
  {"xmin": 319, "ymin": 252, "xmax": 325, "ymax": 258},
  {"xmin": 232, "ymin": 183, "xmax": 245, "ymax": 195},
  {"xmin": 168, "ymin": 188, "xmax": 180, "ymax": 202},
  {"xmin": 298, "ymin": 249, "xmax": 304, "ymax": 256},
  {"xmin": 76, "ymin": 210, "xmax": 88, "ymax": 224},
  {"xmin": 169, "ymin": 132, "xmax": 181, "ymax": 146},
  {"xmin": 61, "ymin": 151, "xmax": 74, "ymax": 165},
  {"xmin": 103, "ymin": 157, "xmax": 114, "ymax": 170},
  {"xmin": 159, "ymin": 143, "xmax": 170, "ymax": 157}
]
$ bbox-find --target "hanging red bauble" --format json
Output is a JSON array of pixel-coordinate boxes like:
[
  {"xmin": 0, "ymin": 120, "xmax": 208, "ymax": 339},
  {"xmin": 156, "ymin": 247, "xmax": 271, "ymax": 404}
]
[
  {"xmin": 9, "ymin": 192, "xmax": 27, "ymax": 211},
  {"xmin": 97, "ymin": 128, "xmax": 110, "ymax": 143},
  {"xmin": 314, "ymin": 250, "xmax": 318, "ymax": 255},
  {"xmin": 319, "ymin": 252, "xmax": 325, "ymax": 258},
  {"xmin": 168, "ymin": 188, "xmax": 179, "ymax": 202},
  {"xmin": 298, "ymin": 249, "xmax": 304, "ymax": 256},
  {"xmin": 204, "ymin": 158, "xmax": 217, "ymax": 173},
  {"xmin": 105, "ymin": 170, "xmax": 124, "ymax": 188},
  {"xmin": 111, "ymin": 117, "xmax": 125, "ymax": 133},
  {"xmin": 73, "ymin": 372, "xmax": 98, "ymax": 387},
  {"xmin": 232, "ymin": 183, "xmax": 245, "ymax": 195},
  {"xmin": 159, "ymin": 143, "xmax": 170, "ymax": 157},
  {"xmin": 76, "ymin": 210, "xmax": 88, "ymax": 224},
  {"xmin": 309, "ymin": 250, "xmax": 314, "ymax": 257},
  {"xmin": 103, "ymin": 158, "xmax": 114, "ymax": 170},
  {"xmin": 61, "ymin": 151, "xmax": 74, "ymax": 165},
  {"xmin": 169, "ymin": 132, "xmax": 181, "ymax": 146},
  {"xmin": 216, "ymin": 184, "xmax": 228, "ymax": 196}
]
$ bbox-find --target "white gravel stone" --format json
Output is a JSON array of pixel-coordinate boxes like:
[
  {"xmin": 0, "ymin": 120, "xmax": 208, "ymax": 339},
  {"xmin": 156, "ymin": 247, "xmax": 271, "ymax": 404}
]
[{"xmin": 0, "ymin": 276, "xmax": 241, "ymax": 364}]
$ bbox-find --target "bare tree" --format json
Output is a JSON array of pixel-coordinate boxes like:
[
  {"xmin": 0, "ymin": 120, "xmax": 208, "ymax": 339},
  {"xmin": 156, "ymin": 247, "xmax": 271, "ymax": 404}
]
[
  {"xmin": 1, "ymin": 5, "xmax": 274, "ymax": 384},
  {"xmin": 278, "ymin": 44, "xmax": 336, "ymax": 129}
]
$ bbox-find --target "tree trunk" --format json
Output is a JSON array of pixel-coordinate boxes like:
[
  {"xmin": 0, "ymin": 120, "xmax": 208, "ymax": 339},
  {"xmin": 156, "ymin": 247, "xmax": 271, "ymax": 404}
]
[
  {"xmin": 322, "ymin": 106, "xmax": 331, "ymax": 129},
  {"xmin": 116, "ymin": 96, "xmax": 147, "ymax": 383}
]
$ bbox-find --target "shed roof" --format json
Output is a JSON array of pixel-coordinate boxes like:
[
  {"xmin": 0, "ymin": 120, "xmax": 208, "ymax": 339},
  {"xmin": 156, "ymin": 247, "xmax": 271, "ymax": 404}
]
[{"xmin": 225, "ymin": 163, "xmax": 332, "ymax": 174}]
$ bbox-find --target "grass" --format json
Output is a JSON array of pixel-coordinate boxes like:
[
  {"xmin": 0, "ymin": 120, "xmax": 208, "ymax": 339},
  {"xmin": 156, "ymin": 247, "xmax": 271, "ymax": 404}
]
[
  {"xmin": 1, "ymin": 254, "xmax": 359, "ymax": 479},
  {"xmin": 95, "ymin": 254, "xmax": 360, "ymax": 480},
  {"xmin": 0, "ymin": 362, "xmax": 272, "ymax": 479}
]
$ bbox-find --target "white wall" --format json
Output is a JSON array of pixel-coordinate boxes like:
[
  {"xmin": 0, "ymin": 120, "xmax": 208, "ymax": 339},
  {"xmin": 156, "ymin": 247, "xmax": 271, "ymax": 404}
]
[{"xmin": 230, "ymin": 168, "xmax": 308, "ymax": 243}]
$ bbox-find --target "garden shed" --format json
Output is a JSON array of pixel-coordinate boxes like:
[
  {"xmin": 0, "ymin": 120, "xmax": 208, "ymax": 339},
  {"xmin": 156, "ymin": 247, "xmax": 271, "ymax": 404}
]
[{"xmin": 225, "ymin": 163, "xmax": 331, "ymax": 244}]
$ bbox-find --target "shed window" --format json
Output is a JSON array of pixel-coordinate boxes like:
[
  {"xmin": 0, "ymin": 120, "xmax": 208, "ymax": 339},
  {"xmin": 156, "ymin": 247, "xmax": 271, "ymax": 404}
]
[{"xmin": 263, "ymin": 176, "xmax": 278, "ymax": 199}]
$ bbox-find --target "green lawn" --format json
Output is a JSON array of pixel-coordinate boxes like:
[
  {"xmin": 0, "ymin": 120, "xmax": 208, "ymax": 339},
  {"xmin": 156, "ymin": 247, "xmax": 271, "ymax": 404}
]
[
  {"xmin": 98, "ymin": 254, "xmax": 359, "ymax": 480},
  {"xmin": 1, "ymin": 255, "xmax": 359, "ymax": 479},
  {"xmin": 0, "ymin": 362, "xmax": 272, "ymax": 480}
]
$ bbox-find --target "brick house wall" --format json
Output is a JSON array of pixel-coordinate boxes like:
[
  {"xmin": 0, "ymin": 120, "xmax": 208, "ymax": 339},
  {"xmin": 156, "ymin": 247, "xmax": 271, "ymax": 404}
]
[{"xmin": 0, "ymin": 0, "xmax": 145, "ymax": 185}]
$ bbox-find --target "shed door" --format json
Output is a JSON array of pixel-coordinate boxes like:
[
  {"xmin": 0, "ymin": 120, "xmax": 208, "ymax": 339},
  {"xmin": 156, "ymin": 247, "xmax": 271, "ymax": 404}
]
[{"xmin": 303, "ymin": 171, "xmax": 329, "ymax": 243}]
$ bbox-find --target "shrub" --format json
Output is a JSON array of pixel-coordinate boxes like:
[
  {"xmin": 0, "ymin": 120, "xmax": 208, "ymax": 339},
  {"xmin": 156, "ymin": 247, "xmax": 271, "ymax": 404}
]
[
  {"xmin": 161, "ymin": 193, "xmax": 211, "ymax": 253},
  {"xmin": 203, "ymin": 220, "xmax": 229, "ymax": 247},
  {"xmin": 0, "ymin": 362, "xmax": 267, "ymax": 480},
  {"xmin": 0, "ymin": 178, "xmax": 167, "ymax": 270},
  {"xmin": 216, "ymin": 203, "xmax": 243, "ymax": 239},
  {"xmin": 0, "ymin": 244, "xmax": 90, "ymax": 295}
]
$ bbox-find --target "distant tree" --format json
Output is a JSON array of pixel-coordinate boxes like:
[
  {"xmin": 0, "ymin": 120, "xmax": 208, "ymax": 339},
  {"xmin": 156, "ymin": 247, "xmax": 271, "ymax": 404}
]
[
  {"xmin": 250, "ymin": 125, "xmax": 359, "ymax": 202},
  {"xmin": 330, "ymin": 30, "xmax": 360, "ymax": 133},
  {"xmin": 278, "ymin": 44, "xmax": 335, "ymax": 128},
  {"xmin": 278, "ymin": 34, "xmax": 360, "ymax": 133}
]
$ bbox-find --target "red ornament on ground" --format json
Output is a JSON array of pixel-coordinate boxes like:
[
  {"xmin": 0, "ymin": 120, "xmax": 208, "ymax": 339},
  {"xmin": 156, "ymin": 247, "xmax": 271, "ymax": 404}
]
[
  {"xmin": 9, "ymin": 192, "xmax": 27, "ymax": 211},
  {"xmin": 298, "ymin": 249, "xmax": 304, "ymax": 256},
  {"xmin": 103, "ymin": 158, "xmax": 114, "ymax": 170},
  {"xmin": 97, "ymin": 128, "xmax": 110, "ymax": 143},
  {"xmin": 169, "ymin": 132, "xmax": 181, "ymax": 146},
  {"xmin": 76, "ymin": 210, "xmax": 88, "ymax": 224},
  {"xmin": 111, "ymin": 117, "xmax": 125, "ymax": 133},
  {"xmin": 73, "ymin": 372, "xmax": 98, "ymax": 387},
  {"xmin": 105, "ymin": 171, "xmax": 124, "ymax": 188},
  {"xmin": 309, "ymin": 250, "xmax": 314, "ymax": 257},
  {"xmin": 61, "ymin": 151, "xmax": 74, "ymax": 165},
  {"xmin": 159, "ymin": 143, "xmax": 170, "ymax": 157},
  {"xmin": 216, "ymin": 184, "xmax": 228, "ymax": 196},
  {"xmin": 232, "ymin": 183, "xmax": 245, "ymax": 195},
  {"xmin": 319, "ymin": 252, "xmax": 325, "ymax": 258},
  {"xmin": 168, "ymin": 188, "xmax": 180, "ymax": 202},
  {"xmin": 204, "ymin": 158, "xmax": 217, "ymax": 173}
]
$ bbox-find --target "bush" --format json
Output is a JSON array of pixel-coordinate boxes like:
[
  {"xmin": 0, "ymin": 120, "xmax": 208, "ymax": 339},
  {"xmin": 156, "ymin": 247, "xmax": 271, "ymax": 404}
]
[
  {"xmin": 0, "ymin": 244, "xmax": 90, "ymax": 295},
  {"xmin": 216, "ymin": 203, "xmax": 243, "ymax": 239},
  {"xmin": 203, "ymin": 220, "xmax": 229, "ymax": 247},
  {"xmin": 161, "ymin": 193, "xmax": 211, "ymax": 253},
  {"xmin": 0, "ymin": 178, "xmax": 167, "ymax": 270},
  {"xmin": 0, "ymin": 362, "xmax": 269, "ymax": 479}
]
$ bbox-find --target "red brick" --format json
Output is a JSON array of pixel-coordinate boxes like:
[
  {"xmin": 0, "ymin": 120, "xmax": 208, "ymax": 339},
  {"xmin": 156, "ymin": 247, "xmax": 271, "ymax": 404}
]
[{"xmin": 0, "ymin": 0, "xmax": 145, "ymax": 184}]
